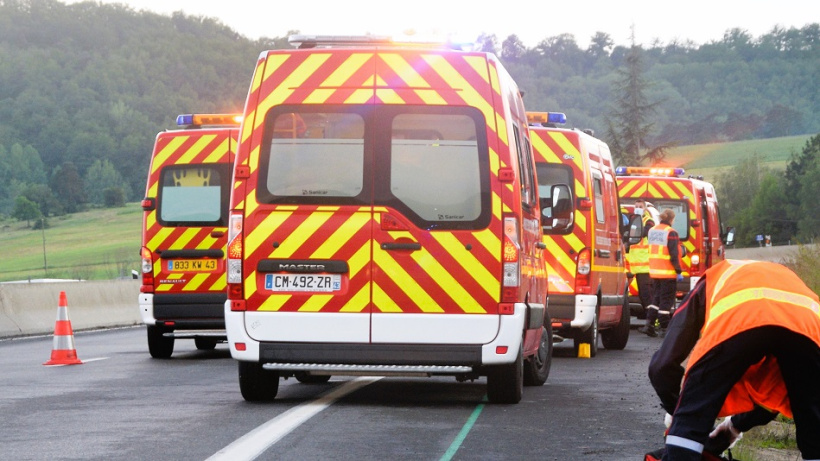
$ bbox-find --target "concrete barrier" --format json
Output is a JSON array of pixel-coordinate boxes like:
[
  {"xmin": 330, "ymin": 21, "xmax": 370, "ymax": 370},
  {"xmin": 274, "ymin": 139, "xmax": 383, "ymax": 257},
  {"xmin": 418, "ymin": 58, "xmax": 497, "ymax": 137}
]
[{"xmin": 0, "ymin": 280, "xmax": 140, "ymax": 339}]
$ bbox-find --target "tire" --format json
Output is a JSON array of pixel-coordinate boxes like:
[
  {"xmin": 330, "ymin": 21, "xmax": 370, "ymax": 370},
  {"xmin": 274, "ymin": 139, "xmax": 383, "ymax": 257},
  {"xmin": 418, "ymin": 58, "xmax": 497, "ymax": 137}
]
[
  {"xmin": 486, "ymin": 345, "xmax": 523, "ymax": 404},
  {"xmin": 147, "ymin": 325, "xmax": 174, "ymax": 359},
  {"xmin": 238, "ymin": 361, "xmax": 280, "ymax": 402},
  {"xmin": 573, "ymin": 310, "xmax": 598, "ymax": 357},
  {"xmin": 294, "ymin": 372, "xmax": 332, "ymax": 384},
  {"xmin": 601, "ymin": 295, "xmax": 630, "ymax": 350},
  {"xmin": 523, "ymin": 325, "xmax": 552, "ymax": 386},
  {"xmin": 194, "ymin": 338, "xmax": 217, "ymax": 350}
]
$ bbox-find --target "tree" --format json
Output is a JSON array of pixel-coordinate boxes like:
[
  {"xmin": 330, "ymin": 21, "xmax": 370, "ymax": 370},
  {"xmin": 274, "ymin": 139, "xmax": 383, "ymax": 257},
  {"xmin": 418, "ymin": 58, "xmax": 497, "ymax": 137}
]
[
  {"xmin": 51, "ymin": 161, "xmax": 86, "ymax": 213},
  {"xmin": 714, "ymin": 154, "xmax": 769, "ymax": 245},
  {"xmin": 475, "ymin": 33, "xmax": 498, "ymax": 55},
  {"xmin": 783, "ymin": 134, "xmax": 820, "ymax": 238},
  {"xmin": 11, "ymin": 195, "xmax": 41, "ymax": 227},
  {"xmin": 604, "ymin": 29, "xmax": 674, "ymax": 166},
  {"xmin": 501, "ymin": 34, "xmax": 526, "ymax": 61},
  {"xmin": 84, "ymin": 159, "xmax": 131, "ymax": 206}
]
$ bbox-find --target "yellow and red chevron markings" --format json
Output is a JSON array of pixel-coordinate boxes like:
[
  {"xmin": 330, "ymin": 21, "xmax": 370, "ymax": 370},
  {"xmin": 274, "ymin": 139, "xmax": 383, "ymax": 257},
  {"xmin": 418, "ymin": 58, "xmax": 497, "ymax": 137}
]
[
  {"xmin": 530, "ymin": 130, "xmax": 590, "ymax": 294},
  {"xmin": 617, "ymin": 177, "xmax": 697, "ymax": 274},
  {"xmin": 144, "ymin": 129, "xmax": 235, "ymax": 294},
  {"xmin": 234, "ymin": 48, "xmax": 518, "ymax": 315}
]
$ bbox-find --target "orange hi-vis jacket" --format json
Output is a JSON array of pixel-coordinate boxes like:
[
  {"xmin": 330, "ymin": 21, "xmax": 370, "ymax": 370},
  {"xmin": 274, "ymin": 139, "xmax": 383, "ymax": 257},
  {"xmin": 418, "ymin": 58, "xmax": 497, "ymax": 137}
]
[
  {"xmin": 648, "ymin": 223, "xmax": 677, "ymax": 279},
  {"xmin": 687, "ymin": 259, "xmax": 820, "ymax": 418},
  {"xmin": 627, "ymin": 212, "xmax": 652, "ymax": 274}
]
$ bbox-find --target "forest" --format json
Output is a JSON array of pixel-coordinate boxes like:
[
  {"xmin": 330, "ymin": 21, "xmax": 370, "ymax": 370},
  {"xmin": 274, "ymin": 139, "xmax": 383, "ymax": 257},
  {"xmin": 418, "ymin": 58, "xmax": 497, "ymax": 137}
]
[{"xmin": 0, "ymin": 0, "xmax": 818, "ymax": 245}]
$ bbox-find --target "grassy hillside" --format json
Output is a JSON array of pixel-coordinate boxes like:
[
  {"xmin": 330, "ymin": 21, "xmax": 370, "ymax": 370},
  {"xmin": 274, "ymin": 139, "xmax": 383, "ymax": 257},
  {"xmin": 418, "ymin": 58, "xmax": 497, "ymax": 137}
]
[
  {"xmin": 0, "ymin": 203, "xmax": 142, "ymax": 282},
  {"xmin": 0, "ymin": 134, "xmax": 814, "ymax": 282},
  {"xmin": 663, "ymin": 134, "xmax": 812, "ymax": 182}
]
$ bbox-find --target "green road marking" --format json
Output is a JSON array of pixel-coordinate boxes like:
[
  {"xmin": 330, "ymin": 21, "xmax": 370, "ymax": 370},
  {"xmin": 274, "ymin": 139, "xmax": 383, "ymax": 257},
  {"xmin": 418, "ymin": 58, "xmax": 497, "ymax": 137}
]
[{"xmin": 440, "ymin": 396, "xmax": 487, "ymax": 461}]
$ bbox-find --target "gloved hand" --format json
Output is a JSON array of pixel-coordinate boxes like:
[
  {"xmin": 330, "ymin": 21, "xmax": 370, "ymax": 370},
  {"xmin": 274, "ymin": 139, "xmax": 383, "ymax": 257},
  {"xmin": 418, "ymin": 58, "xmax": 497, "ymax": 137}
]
[
  {"xmin": 676, "ymin": 273, "xmax": 684, "ymax": 282},
  {"xmin": 709, "ymin": 417, "xmax": 742, "ymax": 449},
  {"xmin": 664, "ymin": 413, "xmax": 673, "ymax": 429}
]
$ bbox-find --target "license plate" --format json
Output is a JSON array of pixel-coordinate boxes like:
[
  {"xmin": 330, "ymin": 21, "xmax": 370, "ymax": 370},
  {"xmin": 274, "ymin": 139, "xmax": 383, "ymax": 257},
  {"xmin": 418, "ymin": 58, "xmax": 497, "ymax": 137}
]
[
  {"xmin": 166, "ymin": 259, "xmax": 217, "ymax": 272},
  {"xmin": 265, "ymin": 273, "xmax": 341, "ymax": 292}
]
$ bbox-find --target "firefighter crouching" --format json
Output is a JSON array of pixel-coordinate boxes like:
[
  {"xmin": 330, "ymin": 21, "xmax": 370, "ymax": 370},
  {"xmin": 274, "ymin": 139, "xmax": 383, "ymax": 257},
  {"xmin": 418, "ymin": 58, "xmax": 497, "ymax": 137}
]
[
  {"xmin": 646, "ymin": 209, "xmax": 683, "ymax": 337},
  {"xmin": 630, "ymin": 199, "xmax": 656, "ymax": 337},
  {"xmin": 647, "ymin": 259, "xmax": 820, "ymax": 460}
]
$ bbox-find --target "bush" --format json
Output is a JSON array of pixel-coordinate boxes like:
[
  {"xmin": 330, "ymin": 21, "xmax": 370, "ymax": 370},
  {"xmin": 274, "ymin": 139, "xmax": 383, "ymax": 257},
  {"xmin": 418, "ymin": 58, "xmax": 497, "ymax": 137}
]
[{"xmin": 103, "ymin": 187, "xmax": 126, "ymax": 207}]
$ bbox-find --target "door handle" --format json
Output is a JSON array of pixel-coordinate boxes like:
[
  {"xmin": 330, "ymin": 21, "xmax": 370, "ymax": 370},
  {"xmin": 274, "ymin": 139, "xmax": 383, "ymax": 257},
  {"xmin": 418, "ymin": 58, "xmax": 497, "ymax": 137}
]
[
  {"xmin": 381, "ymin": 242, "xmax": 421, "ymax": 251},
  {"xmin": 535, "ymin": 242, "xmax": 547, "ymax": 249},
  {"xmin": 597, "ymin": 249, "xmax": 611, "ymax": 258}
]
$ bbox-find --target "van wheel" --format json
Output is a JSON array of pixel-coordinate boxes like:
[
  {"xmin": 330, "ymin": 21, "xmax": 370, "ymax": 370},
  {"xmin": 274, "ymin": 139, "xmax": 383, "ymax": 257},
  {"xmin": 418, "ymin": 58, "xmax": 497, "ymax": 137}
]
[
  {"xmin": 147, "ymin": 326, "xmax": 174, "ymax": 359},
  {"xmin": 601, "ymin": 296, "xmax": 630, "ymax": 350},
  {"xmin": 486, "ymin": 345, "xmax": 523, "ymax": 404},
  {"xmin": 295, "ymin": 372, "xmax": 332, "ymax": 384},
  {"xmin": 524, "ymin": 325, "xmax": 552, "ymax": 386},
  {"xmin": 194, "ymin": 338, "xmax": 217, "ymax": 350},
  {"xmin": 573, "ymin": 312, "xmax": 598, "ymax": 357},
  {"xmin": 238, "ymin": 362, "xmax": 280, "ymax": 402}
]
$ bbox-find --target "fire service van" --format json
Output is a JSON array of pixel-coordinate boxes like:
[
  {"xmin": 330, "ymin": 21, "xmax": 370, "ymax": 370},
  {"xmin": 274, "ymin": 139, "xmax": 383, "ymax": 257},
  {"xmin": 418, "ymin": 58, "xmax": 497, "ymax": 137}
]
[
  {"xmin": 225, "ymin": 35, "xmax": 550, "ymax": 403},
  {"xmin": 616, "ymin": 166, "xmax": 734, "ymax": 306},
  {"xmin": 527, "ymin": 112, "xmax": 631, "ymax": 357},
  {"xmin": 139, "ymin": 113, "xmax": 240, "ymax": 358}
]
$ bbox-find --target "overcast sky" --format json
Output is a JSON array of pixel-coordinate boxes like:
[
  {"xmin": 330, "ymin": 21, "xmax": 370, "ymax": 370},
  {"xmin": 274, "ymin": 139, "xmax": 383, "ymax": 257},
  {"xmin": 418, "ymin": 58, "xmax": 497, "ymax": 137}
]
[{"xmin": 66, "ymin": 0, "xmax": 817, "ymax": 48}]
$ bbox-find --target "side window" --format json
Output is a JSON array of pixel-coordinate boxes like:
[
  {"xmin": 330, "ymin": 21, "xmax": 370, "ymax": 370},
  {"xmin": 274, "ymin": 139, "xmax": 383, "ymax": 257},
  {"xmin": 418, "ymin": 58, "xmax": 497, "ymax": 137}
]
[
  {"xmin": 512, "ymin": 124, "xmax": 536, "ymax": 209},
  {"xmin": 593, "ymin": 175, "xmax": 605, "ymax": 224}
]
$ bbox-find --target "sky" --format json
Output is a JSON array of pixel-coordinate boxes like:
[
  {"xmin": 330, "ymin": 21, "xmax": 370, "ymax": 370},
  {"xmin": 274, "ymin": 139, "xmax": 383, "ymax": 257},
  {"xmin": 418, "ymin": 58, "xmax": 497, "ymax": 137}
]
[{"xmin": 66, "ymin": 0, "xmax": 818, "ymax": 48}]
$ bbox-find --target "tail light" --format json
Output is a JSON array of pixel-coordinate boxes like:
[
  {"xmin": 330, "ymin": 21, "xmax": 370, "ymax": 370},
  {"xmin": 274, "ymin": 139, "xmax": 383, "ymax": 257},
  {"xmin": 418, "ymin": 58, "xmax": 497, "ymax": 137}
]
[
  {"xmin": 227, "ymin": 213, "xmax": 244, "ymax": 301},
  {"xmin": 140, "ymin": 246, "xmax": 154, "ymax": 292},
  {"xmin": 576, "ymin": 248, "xmax": 591, "ymax": 294},
  {"xmin": 501, "ymin": 216, "xmax": 520, "ymax": 303},
  {"xmin": 690, "ymin": 251, "xmax": 700, "ymax": 274}
]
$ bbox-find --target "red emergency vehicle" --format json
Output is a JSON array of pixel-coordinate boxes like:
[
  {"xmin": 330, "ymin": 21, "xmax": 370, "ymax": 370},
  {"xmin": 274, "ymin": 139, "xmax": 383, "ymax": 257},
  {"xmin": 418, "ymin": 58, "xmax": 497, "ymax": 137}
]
[{"xmin": 138, "ymin": 113, "xmax": 240, "ymax": 358}]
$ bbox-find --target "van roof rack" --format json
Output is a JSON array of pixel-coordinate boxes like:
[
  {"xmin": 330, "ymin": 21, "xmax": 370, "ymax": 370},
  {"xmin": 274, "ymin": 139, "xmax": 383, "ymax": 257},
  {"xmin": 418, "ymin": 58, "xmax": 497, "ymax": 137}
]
[{"xmin": 288, "ymin": 35, "xmax": 471, "ymax": 51}]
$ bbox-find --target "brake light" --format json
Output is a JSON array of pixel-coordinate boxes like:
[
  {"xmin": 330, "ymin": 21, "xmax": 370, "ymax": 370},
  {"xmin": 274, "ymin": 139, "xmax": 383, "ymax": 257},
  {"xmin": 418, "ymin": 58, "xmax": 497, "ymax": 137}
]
[
  {"xmin": 140, "ymin": 246, "xmax": 154, "ymax": 292},
  {"xmin": 501, "ymin": 216, "xmax": 520, "ymax": 302},
  {"xmin": 227, "ymin": 213, "xmax": 244, "ymax": 300},
  {"xmin": 576, "ymin": 248, "xmax": 592, "ymax": 294},
  {"xmin": 690, "ymin": 252, "xmax": 700, "ymax": 273}
]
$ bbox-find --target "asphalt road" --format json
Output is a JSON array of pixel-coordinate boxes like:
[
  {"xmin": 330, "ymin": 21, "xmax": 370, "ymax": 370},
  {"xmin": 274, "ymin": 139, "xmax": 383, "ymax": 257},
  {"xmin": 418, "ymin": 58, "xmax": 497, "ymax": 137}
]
[{"xmin": 1, "ymin": 321, "xmax": 667, "ymax": 460}]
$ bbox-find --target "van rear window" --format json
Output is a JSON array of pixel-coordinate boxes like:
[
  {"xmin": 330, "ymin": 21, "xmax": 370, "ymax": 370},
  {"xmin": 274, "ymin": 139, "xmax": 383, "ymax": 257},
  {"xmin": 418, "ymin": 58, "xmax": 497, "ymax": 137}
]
[
  {"xmin": 158, "ymin": 165, "xmax": 228, "ymax": 226},
  {"xmin": 258, "ymin": 106, "xmax": 490, "ymax": 229},
  {"xmin": 652, "ymin": 200, "xmax": 690, "ymax": 239},
  {"xmin": 536, "ymin": 163, "xmax": 574, "ymax": 234}
]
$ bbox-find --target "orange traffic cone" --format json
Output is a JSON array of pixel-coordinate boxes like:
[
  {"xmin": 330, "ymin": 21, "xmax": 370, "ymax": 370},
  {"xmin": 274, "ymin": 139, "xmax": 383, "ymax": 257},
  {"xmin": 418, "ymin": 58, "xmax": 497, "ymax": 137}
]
[{"xmin": 43, "ymin": 291, "xmax": 83, "ymax": 365}]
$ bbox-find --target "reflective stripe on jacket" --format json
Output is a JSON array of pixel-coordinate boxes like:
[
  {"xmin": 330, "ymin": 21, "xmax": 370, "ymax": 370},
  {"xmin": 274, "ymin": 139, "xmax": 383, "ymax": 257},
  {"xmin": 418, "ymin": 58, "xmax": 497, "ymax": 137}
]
[
  {"xmin": 648, "ymin": 223, "xmax": 676, "ymax": 278},
  {"xmin": 687, "ymin": 259, "xmax": 820, "ymax": 418},
  {"xmin": 627, "ymin": 213, "xmax": 652, "ymax": 274}
]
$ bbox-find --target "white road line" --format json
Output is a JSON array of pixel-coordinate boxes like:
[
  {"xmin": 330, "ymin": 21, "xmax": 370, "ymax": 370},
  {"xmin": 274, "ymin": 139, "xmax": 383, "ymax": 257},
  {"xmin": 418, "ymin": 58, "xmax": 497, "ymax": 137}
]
[{"xmin": 207, "ymin": 377, "xmax": 381, "ymax": 461}]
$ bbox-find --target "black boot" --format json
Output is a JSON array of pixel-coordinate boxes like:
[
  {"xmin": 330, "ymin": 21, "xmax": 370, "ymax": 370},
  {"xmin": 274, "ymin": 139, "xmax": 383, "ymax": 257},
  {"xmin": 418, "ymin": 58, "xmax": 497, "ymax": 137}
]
[{"xmin": 638, "ymin": 325, "xmax": 657, "ymax": 337}]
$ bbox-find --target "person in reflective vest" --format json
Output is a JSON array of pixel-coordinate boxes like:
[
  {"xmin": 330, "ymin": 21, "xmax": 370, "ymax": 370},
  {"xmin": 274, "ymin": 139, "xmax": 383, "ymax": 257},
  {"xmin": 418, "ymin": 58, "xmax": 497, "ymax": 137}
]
[
  {"xmin": 628, "ymin": 199, "xmax": 656, "ymax": 337},
  {"xmin": 648, "ymin": 259, "xmax": 820, "ymax": 461},
  {"xmin": 646, "ymin": 208, "xmax": 682, "ymax": 337}
]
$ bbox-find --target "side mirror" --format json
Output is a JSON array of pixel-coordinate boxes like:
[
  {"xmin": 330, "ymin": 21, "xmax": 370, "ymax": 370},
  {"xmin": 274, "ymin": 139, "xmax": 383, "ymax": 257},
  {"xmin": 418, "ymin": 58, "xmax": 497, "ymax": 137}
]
[
  {"xmin": 548, "ymin": 184, "xmax": 573, "ymax": 232},
  {"xmin": 627, "ymin": 215, "xmax": 643, "ymax": 245},
  {"xmin": 723, "ymin": 227, "xmax": 736, "ymax": 247}
]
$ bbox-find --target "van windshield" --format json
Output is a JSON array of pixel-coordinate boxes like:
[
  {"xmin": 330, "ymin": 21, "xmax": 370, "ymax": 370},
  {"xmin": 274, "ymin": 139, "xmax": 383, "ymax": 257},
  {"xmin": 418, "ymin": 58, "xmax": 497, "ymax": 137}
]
[
  {"xmin": 536, "ymin": 163, "xmax": 574, "ymax": 234},
  {"xmin": 652, "ymin": 200, "xmax": 689, "ymax": 239},
  {"xmin": 158, "ymin": 165, "xmax": 228, "ymax": 226}
]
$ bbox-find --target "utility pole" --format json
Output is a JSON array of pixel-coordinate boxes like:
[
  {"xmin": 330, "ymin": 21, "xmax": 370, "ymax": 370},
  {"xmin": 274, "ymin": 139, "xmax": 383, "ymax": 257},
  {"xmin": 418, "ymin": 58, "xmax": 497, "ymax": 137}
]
[{"xmin": 41, "ymin": 216, "xmax": 47, "ymax": 275}]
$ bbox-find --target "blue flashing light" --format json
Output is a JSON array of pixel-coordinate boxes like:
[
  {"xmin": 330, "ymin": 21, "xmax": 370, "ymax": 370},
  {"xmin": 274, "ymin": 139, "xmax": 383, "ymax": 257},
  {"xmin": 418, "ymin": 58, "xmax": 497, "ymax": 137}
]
[
  {"xmin": 547, "ymin": 112, "xmax": 567, "ymax": 124},
  {"xmin": 615, "ymin": 166, "xmax": 627, "ymax": 175},
  {"xmin": 176, "ymin": 114, "xmax": 194, "ymax": 126}
]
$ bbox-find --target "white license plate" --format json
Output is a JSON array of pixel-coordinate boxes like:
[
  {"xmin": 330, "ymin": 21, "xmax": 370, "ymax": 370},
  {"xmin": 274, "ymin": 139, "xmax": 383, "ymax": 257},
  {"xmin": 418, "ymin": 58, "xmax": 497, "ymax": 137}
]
[{"xmin": 265, "ymin": 273, "xmax": 341, "ymax": 292}]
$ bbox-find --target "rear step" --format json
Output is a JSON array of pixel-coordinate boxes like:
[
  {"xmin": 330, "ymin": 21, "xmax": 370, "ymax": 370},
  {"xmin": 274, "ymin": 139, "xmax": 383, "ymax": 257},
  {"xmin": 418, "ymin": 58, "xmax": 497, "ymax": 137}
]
[{"xmin": 262, "ymin": 363, "xmax": 472, "ymax": 376}]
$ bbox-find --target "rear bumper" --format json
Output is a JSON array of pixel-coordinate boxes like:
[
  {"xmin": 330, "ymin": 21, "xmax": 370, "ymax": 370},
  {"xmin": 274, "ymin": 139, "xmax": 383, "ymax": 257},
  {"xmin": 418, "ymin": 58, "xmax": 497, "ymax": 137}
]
[
  {"xmin": 548, "ymin": 293, "xmax": 597, "ymax": 331},
  {"xmin": 225, "ymin": 301, "xmax": 528, "ymax": 368},
  {"xmin": 139, "ymin": 293, "xmax": 226, "ymax": 329}
]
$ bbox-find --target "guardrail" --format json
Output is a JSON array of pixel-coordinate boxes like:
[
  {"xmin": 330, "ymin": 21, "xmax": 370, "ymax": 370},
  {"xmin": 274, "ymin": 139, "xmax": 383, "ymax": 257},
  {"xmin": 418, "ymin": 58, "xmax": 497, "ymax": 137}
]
[{"xmin": 0, "ymin": 280, "xmax": 140, "ymax": 338}]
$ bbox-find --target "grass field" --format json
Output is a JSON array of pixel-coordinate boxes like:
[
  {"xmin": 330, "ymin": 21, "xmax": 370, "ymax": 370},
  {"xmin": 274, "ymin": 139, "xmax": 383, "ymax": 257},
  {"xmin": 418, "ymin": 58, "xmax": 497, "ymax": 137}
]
[
  {"xmin": 664, "ymin": 134, "xmax": 811, "ymax": 182},
  {"xmin": 0, "ymin": 134, "xmax": 815, "ymax": 282},
  {"xmin": 0, "ymin": 203, "xmax": 142, "ymax": 282}
]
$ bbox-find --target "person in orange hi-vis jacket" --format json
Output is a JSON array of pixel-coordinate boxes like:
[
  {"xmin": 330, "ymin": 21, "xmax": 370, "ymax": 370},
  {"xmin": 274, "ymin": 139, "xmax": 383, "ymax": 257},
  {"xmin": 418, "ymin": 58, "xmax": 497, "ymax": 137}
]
[
  {"xmin": 648, "ymin": 259, "xmax": 820, "ymax": 461},
  {"xmin": 647, "ymin": 208, "xmax": 683, "ymax": 337}
]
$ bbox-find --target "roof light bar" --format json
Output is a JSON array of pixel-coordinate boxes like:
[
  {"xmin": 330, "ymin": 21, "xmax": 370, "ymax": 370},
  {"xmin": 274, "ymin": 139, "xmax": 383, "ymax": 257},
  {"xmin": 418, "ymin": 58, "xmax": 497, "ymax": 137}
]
[
  {"xmin": 287, "ymin": 35, "xmax": 473, "ymax": 51},
  {"xmin": 615, "ymin": 166, "xmax": 685, "ymax": 177},
  {"xmin": 176, "ymin": 114, "xmax": 243, "ymax": 127},
  {"xmin": 526, "ymin": 112, "xmax": 567, "ymax": 125}
]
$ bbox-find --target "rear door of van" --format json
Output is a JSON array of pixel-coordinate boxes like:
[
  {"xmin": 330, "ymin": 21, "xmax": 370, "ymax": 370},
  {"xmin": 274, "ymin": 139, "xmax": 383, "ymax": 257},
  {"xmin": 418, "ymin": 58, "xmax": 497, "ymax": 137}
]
[{"xmin": 241, "ymin": 49, "xmax": 504, "ymax": 345}]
